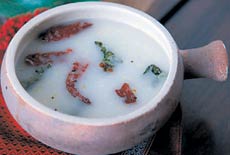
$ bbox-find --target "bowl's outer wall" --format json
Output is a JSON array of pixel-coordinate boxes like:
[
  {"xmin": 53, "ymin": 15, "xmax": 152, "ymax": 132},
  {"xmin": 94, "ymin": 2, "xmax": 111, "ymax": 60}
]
[
  {"xmin": 1, "ymin": 2, "xmax": 184, "ymax": 155},
  {"xmin": 1, "ymin": 53, "xmax": 183, "ymax": 155}
]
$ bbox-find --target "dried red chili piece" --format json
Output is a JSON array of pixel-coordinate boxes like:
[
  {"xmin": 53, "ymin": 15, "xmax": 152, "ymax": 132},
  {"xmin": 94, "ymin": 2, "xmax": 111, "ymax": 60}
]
[
  {"xmin": 115, "ymin": 83, "xmax": 137, "ymax": 104},
  {"xmin": 25, "ymin": 48, "xmax": 72, "ymax": 66},
  {"xmin": 39, "ymin": 22, "xmax": 92, "ymax": 42},
  {"xmin": 66, "ymin": 62, "xmax": 91, "ymax": 104}
]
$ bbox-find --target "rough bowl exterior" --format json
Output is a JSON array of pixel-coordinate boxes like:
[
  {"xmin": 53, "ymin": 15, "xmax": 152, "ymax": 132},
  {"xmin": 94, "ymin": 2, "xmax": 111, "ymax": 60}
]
[{"xmin": 1, "ymin": 56, "xmax": 183, "ymax": 155}]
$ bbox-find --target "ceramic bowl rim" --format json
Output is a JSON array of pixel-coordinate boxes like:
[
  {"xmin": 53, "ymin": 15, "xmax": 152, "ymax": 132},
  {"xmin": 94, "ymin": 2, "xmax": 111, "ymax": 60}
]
[{"xmin": 3, "ymin": 2, "xmax": 178, "ymax": 126}]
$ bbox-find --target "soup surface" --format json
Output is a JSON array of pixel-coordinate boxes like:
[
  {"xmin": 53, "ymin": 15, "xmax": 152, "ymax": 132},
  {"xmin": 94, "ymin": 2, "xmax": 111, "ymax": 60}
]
[{"xmin": 16, "ymin": 19, "xmax": 169, "ymax": 118}]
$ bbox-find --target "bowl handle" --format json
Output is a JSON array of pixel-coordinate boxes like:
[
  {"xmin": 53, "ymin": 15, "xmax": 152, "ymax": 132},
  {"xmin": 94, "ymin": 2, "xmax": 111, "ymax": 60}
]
[{"xmin": 179, "ymin": 40, "xmax": 228, "ymax": 81}]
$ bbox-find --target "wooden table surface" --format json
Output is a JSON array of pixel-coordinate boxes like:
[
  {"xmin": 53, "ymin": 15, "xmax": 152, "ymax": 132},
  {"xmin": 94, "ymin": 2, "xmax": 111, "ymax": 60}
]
[
  {"xmin": 107, "ymin": 0, "xmax": 230, "ymax": 154},
  {"xmin": 106, "ymin": 1, "xmax": 230, "ymax": 154},
  {"xmin": 167, "ymin": 2, "xmax": 230, "ymax": 155}
]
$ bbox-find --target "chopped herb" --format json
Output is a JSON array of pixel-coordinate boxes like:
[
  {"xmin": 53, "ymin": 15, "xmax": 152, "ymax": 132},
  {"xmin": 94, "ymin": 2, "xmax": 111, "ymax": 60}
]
[
  {"xmin": 47, "ymin": 64, "xmax": 52, "ymax": 69},
  {"xmin": 95, "ymin": 41, "xmax": 103, "ymax": 47},
  {"xmin": 143, "ymin": 64, "xmax": 162, "ymax": 76},
  {"xmin": 21, "ymin": 66, "xmax": 51, "ymax": 89},
  {"xmin": 95, "ymin": 41, "xmax": 123, "ymax": 72},
  {"xmin": 35, "ymin": 67, "xmax": 45, "ymax": 75},
  {"xmin": 101, "ymin": 47, "xmax": 107, "ymax": 53},
  {"xmin": 21, "ymin": 76, "xmax": 40, "ymax": 89},
  {"xmin": 51, "ymin": 96, "xmax": 55, "ymax": 99}
]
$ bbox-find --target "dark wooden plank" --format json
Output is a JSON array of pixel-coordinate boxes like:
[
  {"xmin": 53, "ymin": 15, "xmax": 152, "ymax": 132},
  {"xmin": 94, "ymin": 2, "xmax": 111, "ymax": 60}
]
[
  {"xmin": 104, "ymin": 0, "xmax": 155, "ymax": 12},
  {"xmin": 104, "ymin": 0, "xmax": 181, "ymax": 20},
  {"xmin": 149, "ymin": 105, "xmax": 182, "ymax": 155},
  {"xmin": 165, "ymin": 0, "xmax": 230, "ymax": 155},
  {"xmin": 147, "ymin": 0, "xmax": 181, "ymax": 20}
]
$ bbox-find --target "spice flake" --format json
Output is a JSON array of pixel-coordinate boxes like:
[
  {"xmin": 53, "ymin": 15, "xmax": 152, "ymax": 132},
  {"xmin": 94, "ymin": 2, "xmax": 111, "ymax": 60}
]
[
  {"xmin": 39, "ymin": 22, "xmax": 92, "ymax": 42},
  {"xmin": 115, "ymin": 83, "xmax": 137, "ymax": 104},
  {"xmin": 66, "ymin": 61, "xmax": 91, "ymax": 104},
  {"xmin": 25, "ymin": 48, "xmax": 72, "ymax": 66}
]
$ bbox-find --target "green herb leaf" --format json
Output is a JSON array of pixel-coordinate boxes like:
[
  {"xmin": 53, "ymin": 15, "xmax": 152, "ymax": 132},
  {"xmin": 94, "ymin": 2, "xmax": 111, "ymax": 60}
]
[
  {"xmin": 95, "ymin": 41, "xmax": 103, "ymax": 47},
  {"xmin": 151, "ymin": 65, "xmax": 161, "ymax": 75},
  {"xmin": 47, "ymin": 64, "xmax": 52, "ymax": 68},
  {"xmin": 95, "ymin": 41, "xmax": 122, "ymax": 72},
  {"xmin": 21, "ymin": 65, "xmax": 51, "ymax": 89},
  {"xmin": 143, "ymin": 65, "xmax": 152, "ymax": 74},
  {"xmin": 143, "ymin": 64, "xmax": 162, "ymax": 76},
  {"xmin": 101, "ymin": 47, "xmax": 107, "ymax": 54},
  {"xmin": 35, "ymin": 67, "xmax": 45, "ymax": 75},
  {"xmin": 103, "ymin": 60, "xmax": 114, "ymax": 67},
  {"xmin": 105, "ymin": 51, "xmax": 114, "ymax": 58}
]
